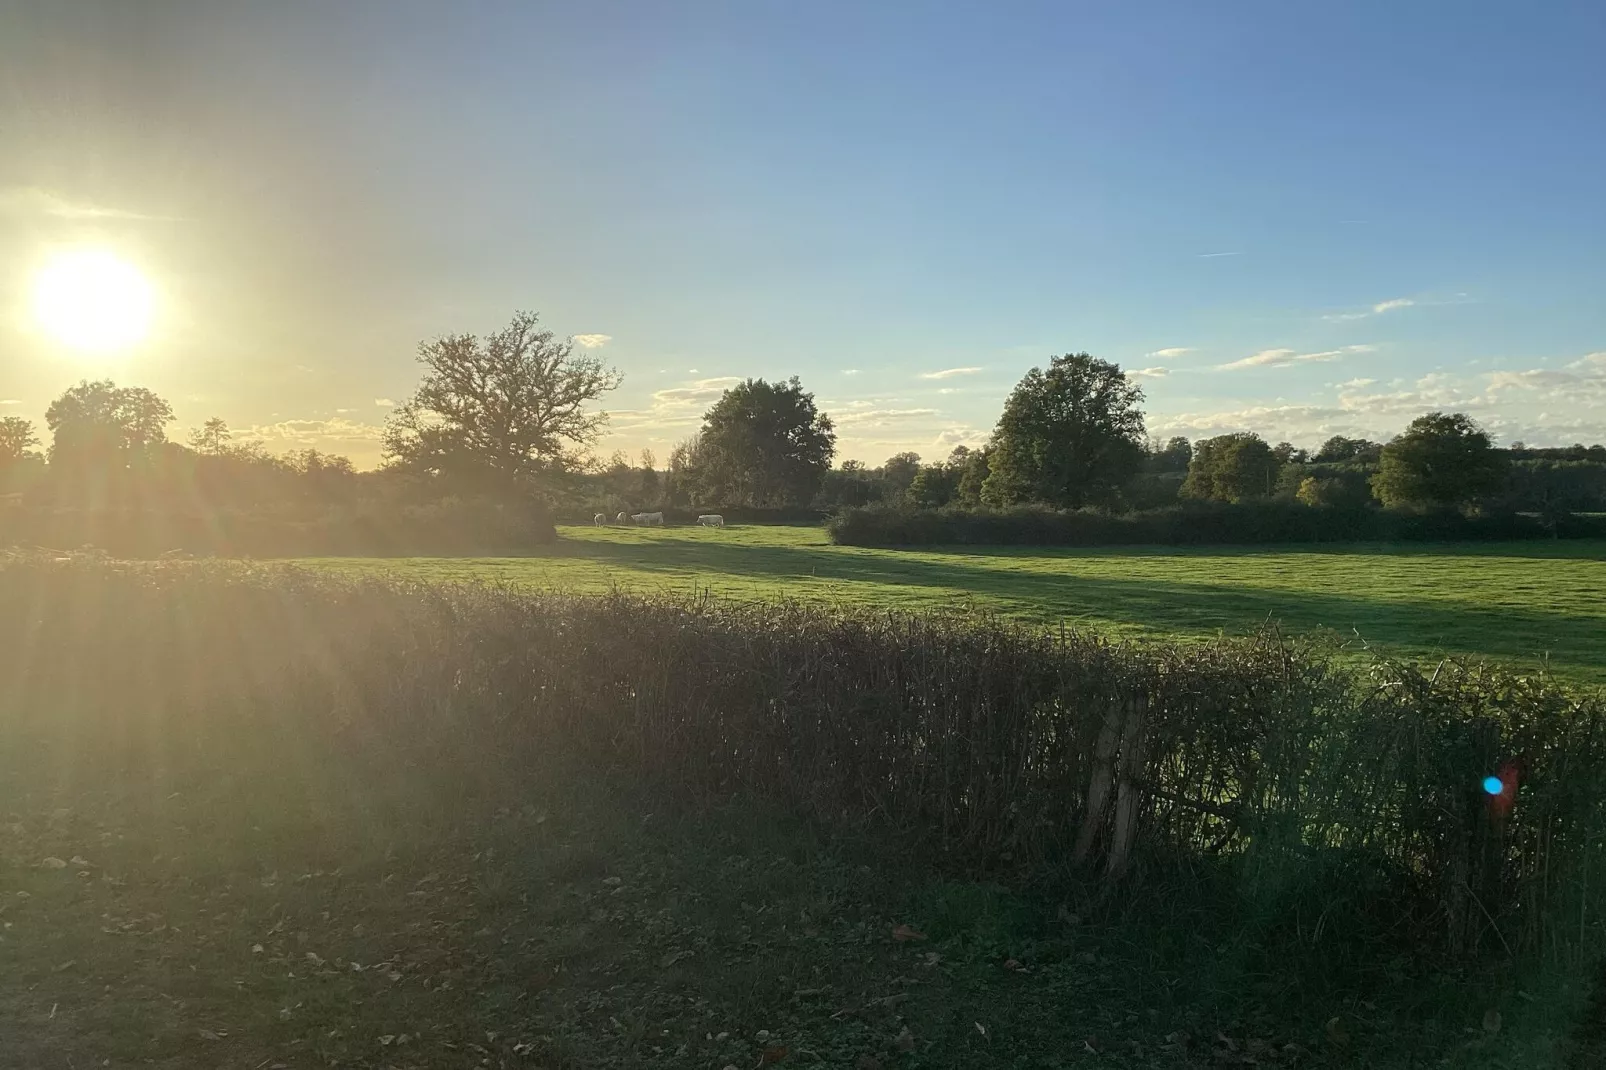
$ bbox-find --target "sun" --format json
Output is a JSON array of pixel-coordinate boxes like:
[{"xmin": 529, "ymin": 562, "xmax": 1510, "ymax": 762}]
[{"xmin": 31, "ymin": 249, "xmax": 156, "ymax": 353}]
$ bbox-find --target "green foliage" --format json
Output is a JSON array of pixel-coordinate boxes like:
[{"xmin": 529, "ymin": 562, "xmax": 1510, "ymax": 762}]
[
  {"xmin": 1372, "ymin": 412, "xmax": 1508, "ymax": 510},
  {"xmin": 955, "ymin": 448, "xmax": 990, "ymax": 506},
  {"xmin": 981, "ymin": 353, "xmax": 1146, "ymax": 508},
  {"xmin": 4, "ymin": 559, "xmax": 1603, "ymax": 987},
  {"xmin": 1501, "ymin": 459, "xmax": 1606, "ymax": 516},
  {"xmin": 1145, "ymin": 435, "xmax": 1193, "ymax": 473},
  {"xmin": 382, "ymin": 310, "xmax": 623, "ymax": 484},
  {"xmin": 1180, "ymin": 432, "xmax": 1281, "ymax": 503},
  {"xmin": 828, "ymin": 500, "xmax": 1606, "ymax": 549},
  {"xmin": 878, "ymin": 451, "xmax": 923, "ymax": 495},
  {"xmin": 687, "ymin": 377, "xmax": 836, "ymax": 507},
  {"xmin": 1314, "ymin": 435, "xmax": 1383, "ymax": 463}
]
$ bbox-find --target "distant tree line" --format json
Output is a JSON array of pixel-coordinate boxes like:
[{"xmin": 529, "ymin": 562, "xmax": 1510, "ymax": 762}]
[{"xmin": 5, "ymin": 309, "xmax": 1605, "ymax": 554}]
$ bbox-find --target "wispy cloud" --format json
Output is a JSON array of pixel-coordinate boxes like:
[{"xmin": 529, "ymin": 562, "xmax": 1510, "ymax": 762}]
[
  {"xmin": 842, "ymin": 369, "xmax": 861, "ymax": 376},
  {"xmin": 919, "ymin": 367, "xmax": 983, "ymax": 380},
  {"xmin": 1322, "ymin": 297, "xmax": 1417, "ymax": 322},
  {"xmin": 247, "ymin": 418, "xmax": 387, "ymax": 445},
  {"xmin": 933, "ymin": 427, "xmax": 989, "ymax": 448},
  {"xmin": 651, "ymin": 377, "xmax": 742, "ymax": 406},
  {"xmin": 1218, "ymin": 344, "xmax": 1376, "ymax": 371},
  {"xmin": 374, "ymin": 398, "xmax": 396, "ymax": 407},
  {"xmin": 0, "ymin": 185, "xmax": 175, "ymax": 221},
  {"xmin": 572, "ymin": 333, "xmax": 612, "ymax": 349},
  {"xmin": 1338, "ymin": 378, "xmax": 1376, "ymax": 389},
  {"xmin": 835, "ymin": 408, "xmax": 940, "ymax": 426},
  {"xmin": 1147, "ymin": 347, "xmax": 1193, "ymax": 359},
  {"xmin": 0, "ymin": 399, "xmax": 19, "ymax": 406},
  {"xmin": 1128, "ymin": 367, "xmax": 1169, "ymax": 381},
  {"xmin": 1196, "ymin": 251, "xmax": 1244, "ymax": 258}
]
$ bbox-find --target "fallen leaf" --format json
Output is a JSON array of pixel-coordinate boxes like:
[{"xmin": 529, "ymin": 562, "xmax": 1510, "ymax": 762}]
[
  {"xmin": 759, "ymin": 1044, "xmax": 788, "ymax": 1064},
  {"xmin": 891, "ymin": 924, "xmax": 927, "ymax": 943},
  {"xmin": 975, "ymin": 1022, "xmax": 987, "ymax": 1037},
  {"xmin": 197, "ymin": 1029, "xmax": 223, "ymax": 1041},
  {"xmin": 1325, "ymin": 1016, "xmax": 1350, "ymax": 1048},
  {"xmin": 1003, "ymin": 958, "xmax": 1024, "ymax": 971},
  {"xmin": 894, "ymin": 1026, "xmax": 916, "ymax": 1052},
  {"xmin": 69, "ymin": 855, "xmax": 91, "ymax": 867},
  {"xmin": 922, "ymin": 951, "xmax": 942, "ymax": 967},
  {"xmin": 1483, "ymin": 1008, "xmax": 1502, "ymax": 1035},
  {"xmin": 251, "ymin": 944, "xmax": 264, "ymax": 954},
  {"xmin": 378, "ymin": 1035, "xmax": 396, "ymax": 1046},
  {"xmin": 39, "ymin": 857, "xmax": 68, "ymax": 870}
]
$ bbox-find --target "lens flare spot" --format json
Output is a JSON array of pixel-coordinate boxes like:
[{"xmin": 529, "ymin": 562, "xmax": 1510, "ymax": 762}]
[{"xmin": 1482, "ymin": 776, "xmax": 1504, "ymax": 796}]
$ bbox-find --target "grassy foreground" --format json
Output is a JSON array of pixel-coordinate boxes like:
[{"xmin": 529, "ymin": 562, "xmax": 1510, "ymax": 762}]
[{"xmin": 308, "ymin": 524, "xmax": 1606, "ymax": 684}]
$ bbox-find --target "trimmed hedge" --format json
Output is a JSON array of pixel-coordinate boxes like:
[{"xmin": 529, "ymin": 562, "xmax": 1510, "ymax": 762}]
[
  {"xmin": 827, "ymin": 501, "xmax": 1606, "ymax": 548},
  {"xmin": 3, "ymin": 557, "xmax": 1602, "ymax": 969}
]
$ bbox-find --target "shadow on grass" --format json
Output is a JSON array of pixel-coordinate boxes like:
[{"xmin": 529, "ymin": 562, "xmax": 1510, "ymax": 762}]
[{"xmin": 549, "ymin": 534, "xmax": 1606, "ymax": 679}]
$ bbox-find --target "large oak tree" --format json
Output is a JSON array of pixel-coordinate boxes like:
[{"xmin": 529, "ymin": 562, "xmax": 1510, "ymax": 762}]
[
  {"xmin": 981, "ymin": 353, "xmax": 1146, "ymax": 508},
  {"xmin": 383, "ymin": 310, "xmax": 622, "ymax": 487}
]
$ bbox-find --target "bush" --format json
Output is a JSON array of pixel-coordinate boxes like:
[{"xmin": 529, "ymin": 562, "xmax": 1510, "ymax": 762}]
[
  {"xmin": 0, "ymin": 495, "xmax": 557, "ymax": 557},
  {"xmin": 3, "ymin": 557, "xmax": 1602, "ymax": 967},
  {"xmin": 826, "ymin": 501, "xmax": 1606, "ymax": 548}
]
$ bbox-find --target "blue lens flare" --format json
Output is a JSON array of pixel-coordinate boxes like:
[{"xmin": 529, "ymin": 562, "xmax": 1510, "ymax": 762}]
[{"xmin": 1483, "ymin": 776, "xmax": 1505, "ymax": 796}]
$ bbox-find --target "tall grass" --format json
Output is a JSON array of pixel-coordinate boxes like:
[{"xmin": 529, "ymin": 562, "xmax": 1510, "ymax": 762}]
[{"xmin": 2, "ymin": 553, "xmax": 1602, "ymax": 976}]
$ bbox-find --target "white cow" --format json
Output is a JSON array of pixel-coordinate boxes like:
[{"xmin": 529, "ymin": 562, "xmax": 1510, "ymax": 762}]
[
  {"xmin": 697, "ymin": 514, "xmax": 725, "ymax": 528},
  {"xmin": 616, "ymin": 512, "xmax": 630, "ymax": 524},
  {"xmin": 632, "ymin": 511, "xmax": 665, "ymax": 526},
  {"xmin": 593, "ymin": 513, "xmax": 607, "ymax": 527}
]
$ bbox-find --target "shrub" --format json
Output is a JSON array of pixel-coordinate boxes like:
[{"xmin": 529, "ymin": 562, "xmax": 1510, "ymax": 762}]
[
  {"xmin": 826, "ymin": 501, "xmax": 1606, "ymax": 548},
  {"xmin": 2, "ymin": 557, "xmax": 1602, "ymax": 968}
]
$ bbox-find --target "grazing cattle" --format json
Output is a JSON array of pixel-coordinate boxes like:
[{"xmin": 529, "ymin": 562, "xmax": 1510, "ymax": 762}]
[
  {"xmin": 593, "ymin": 513, "xmax": 607, "ymax": 527},
  {"xmin": 631, "ymin": 511, "xmax": 665, "ymax": 526},
  {"xmin": 697, "ymin": 514, "xmax": 725, "ymax": 528},
  {"xmin": 616, "ymin": 512, "xmax": 630, "ymax": 524}
]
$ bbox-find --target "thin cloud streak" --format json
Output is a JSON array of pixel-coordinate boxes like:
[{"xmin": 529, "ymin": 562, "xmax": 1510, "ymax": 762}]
[
  {"xmin": 1217, "ymin": 344, "xmax": 1376, "ymax": 371},
  {"xmin": 572, "ymin": 333, "xmax": 612, "ymax": 348},
  {"xmin": 919, "ymin": 367, "xmax": 983, "ymax": 380}
]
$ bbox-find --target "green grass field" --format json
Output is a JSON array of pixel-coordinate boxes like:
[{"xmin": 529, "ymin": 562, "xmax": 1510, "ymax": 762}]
[{"xmin": 308, "ymin": 525, "xmax": 1606, "ymax": 684}]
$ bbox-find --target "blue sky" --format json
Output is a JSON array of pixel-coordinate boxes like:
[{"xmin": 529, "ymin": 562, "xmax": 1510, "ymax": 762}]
[{"xmin": 3, "ymin": 0, "xmax": 1603, "ymax": 465}]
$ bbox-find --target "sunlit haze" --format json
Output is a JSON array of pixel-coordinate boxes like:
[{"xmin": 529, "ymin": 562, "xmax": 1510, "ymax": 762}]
[
  {"xmin": 3, "ymin": 1, "xmax": 1604, "ymax": 466},
  {"xmin": 30, "ymin": 248, "xmax": 155, "ymax": 354}
]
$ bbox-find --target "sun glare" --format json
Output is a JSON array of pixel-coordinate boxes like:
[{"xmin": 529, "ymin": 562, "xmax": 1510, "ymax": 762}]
[{"xmin": 31, "ymin": 249, "xmax": 156, "ymax": 353}]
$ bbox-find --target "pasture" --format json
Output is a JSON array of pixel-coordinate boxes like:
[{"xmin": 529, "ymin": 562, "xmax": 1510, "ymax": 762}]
[{"xmin": 311, "ymin": 524, "xmax": 1606, "ymax": 684}]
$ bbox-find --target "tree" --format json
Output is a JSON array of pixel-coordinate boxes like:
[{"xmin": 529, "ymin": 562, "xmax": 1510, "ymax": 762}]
[
  {"xmin": 690, "ymin": 377, "xmax": 836, "ymax": 506},
  {"xmin": 956, "ymin": 448, "xmax": 991, "ymax": 506},
  {"xmin": 1313, "ymin": 435, "xmax": 1382, "ymax": 463},
  {"xmin": 1145, "ymin": 435, "xmax": 1192, "ymax": 473},
  {"xmin": 880, "ymin": 452, "xmax": 922, "ymax": 494},
  {"xmin": 1180, "ymin": 433, "xmax": 1280, "ymax": 503},
  {"xmin": 0, "ymin": 416, "xmax": 39, "ymax": 465},
  {"xmin": 1371, "ymin": 412, "xmax": 1507, "ymax": 510},
  {"xmin": 907, "ymin": 464, "xmax": 960, "ymax": 508},
  {"xmin": 639, "ymin": 448, "xmax": 660, "ymax": 503},
  {"xmin": 383, "ymin": 310, "xmax": 622, "ymax": 486},
  {"xmin": 45, "ymin": 380, "xmax": 174, "ymax": 469},
  {"xmin": 1272, "ymin": 441, "xmax": 1308, "ymax": 465},
  {"xmin": 980, "ymin": 354, "xmax": 1146, "ymax": 508},
  {"xmin": 188, "ymin": 417, "xmax": 233, "ymax": 456}
]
